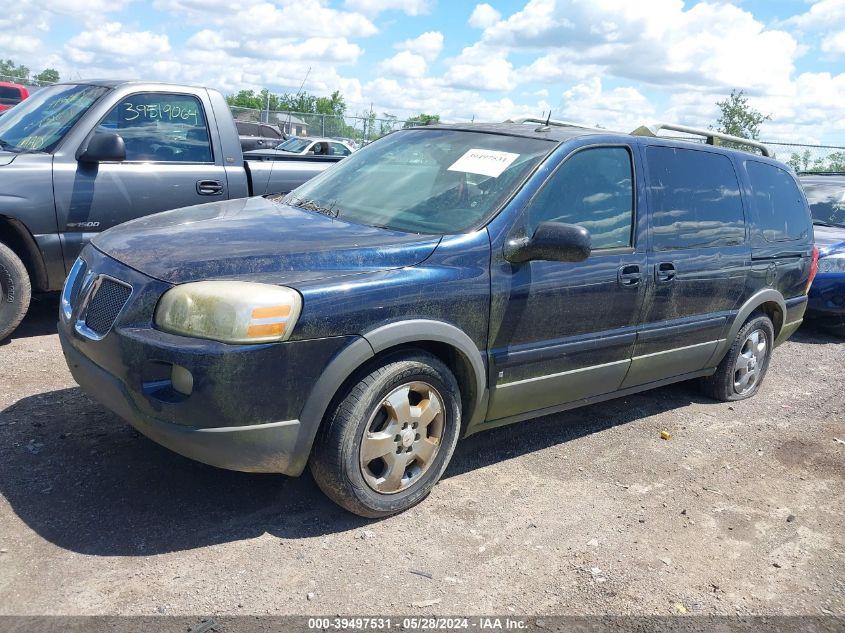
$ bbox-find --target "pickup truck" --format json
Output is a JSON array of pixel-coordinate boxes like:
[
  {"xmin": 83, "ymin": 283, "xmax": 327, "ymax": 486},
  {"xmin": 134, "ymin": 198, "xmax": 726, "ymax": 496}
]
[
  {"xmin": 0, "ymin": 82, "xmax": 30, "ymax": 114},
  {"xmin": 0, "ymin": 80, "xmax": 344, "ymax": 340}
]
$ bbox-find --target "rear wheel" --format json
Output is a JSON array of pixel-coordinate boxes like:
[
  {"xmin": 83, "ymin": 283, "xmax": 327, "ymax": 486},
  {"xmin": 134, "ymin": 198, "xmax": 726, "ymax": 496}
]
[
  {"xmin": 0, "ymin": 242, "xmax": 31, "ymax": 341},
  {"xmin": 310, "ymin": 351, "xmax": 462, "ymax": 517},
  {"xmin": 700, "ymin": 314, "xmax": 774, "ymax": 401}
]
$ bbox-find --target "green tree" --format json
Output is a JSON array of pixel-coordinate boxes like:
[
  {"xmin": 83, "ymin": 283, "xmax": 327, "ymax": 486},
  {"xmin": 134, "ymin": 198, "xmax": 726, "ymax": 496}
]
[
  {"xmin": 812, "ymin": 151, "xmax": 845, "ymax": 173},
  {"xmin": 787, "ymin": 149, "xmax": 812, "ymax": 173},
  {"xmin": 403, "ymin": 113, "xmax": 440, "ymax": 128},
  {"xmin": 714, "ymin": 89, "xmax": 770, "ymax": 140},
  {"xmin": 0, "ymin": 59, "xmax": 30, "ymax": 82},
  {"xmin": 34, "ymin": 68, "xmax": 59, "ymax": 84},
  {"xmin": 315, "ymin": 90, "xmax": 346, "ymax": 116}
]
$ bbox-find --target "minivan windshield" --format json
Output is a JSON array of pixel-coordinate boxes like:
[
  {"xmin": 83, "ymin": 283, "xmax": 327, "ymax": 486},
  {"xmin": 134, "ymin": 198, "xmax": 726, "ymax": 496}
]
[
  {"xmin": 803, "ymin": 181, "xmax": 845, "ymax": 228},
  {"xmin": 284, "ymin": 128, "xmax": 554, "ymax": 234},
  {"xmin": 0, "ymin": 84, "xmax": 109, "ymax": 153}
]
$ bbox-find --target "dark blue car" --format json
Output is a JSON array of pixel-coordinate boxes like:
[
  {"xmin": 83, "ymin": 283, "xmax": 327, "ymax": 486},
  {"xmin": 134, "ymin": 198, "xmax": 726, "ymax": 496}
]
[
  {"xmin": 60, "ymin": 121, "xmax": 816, "ymax": 516},
  {"xmin": 800, "ymin": 173, "xmax": 845, "ymax": 335}
]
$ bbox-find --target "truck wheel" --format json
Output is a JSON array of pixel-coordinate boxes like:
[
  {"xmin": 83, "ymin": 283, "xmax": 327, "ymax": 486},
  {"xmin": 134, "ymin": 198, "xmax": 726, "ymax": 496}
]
[
  {"xmin": 700, "ymin": 313, "xmax": 774, "ymax": 402},
  {"xmin": 310, "ymin": 351, "xmax": 462, "ymax": 518},
  {"xmin": 0, "ymin": 242, "xmax": 31, "ymax": 341}
]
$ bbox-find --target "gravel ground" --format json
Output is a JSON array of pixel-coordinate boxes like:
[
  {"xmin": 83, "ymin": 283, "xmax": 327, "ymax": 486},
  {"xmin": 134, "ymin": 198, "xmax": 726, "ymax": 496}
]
[{"xmin": 0, "ymin": 294, "xmax": 843, "ymax": 617}]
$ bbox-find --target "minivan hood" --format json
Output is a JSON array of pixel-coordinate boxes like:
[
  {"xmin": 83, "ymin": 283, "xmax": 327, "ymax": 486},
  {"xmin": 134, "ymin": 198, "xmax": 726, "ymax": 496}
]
[
  {"xmin": 814, "ymin": 225, "xmax": 845, "ymax": 254},
  {"xmin": 0, "ymin": 152, "xmax": 16, "ymax": 167},
  {"xmin": 93, "ymin": 196, "xmax": 442, "ymax": 285}
]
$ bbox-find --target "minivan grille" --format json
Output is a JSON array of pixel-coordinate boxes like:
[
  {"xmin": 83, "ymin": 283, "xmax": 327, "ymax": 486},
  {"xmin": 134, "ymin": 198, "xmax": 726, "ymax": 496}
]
[{"xmin": 84, "ymin": 279, "xmax": 131, "ymax": 336}]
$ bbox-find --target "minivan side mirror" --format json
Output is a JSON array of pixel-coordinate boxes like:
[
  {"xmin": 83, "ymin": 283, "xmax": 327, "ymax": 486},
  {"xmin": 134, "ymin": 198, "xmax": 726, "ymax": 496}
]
[
  {"xmin": 77, "ymin": 132, "xmax": 126, "ymax": 163},
  {"xmin": 504, "ymin": 221, "xmax": 592, "ymax": 263}
]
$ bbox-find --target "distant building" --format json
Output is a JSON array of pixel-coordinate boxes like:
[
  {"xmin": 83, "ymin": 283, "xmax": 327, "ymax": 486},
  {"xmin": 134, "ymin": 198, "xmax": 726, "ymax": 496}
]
[{"xmin": 273, "ymin": 113, "xmax": 308, "ymax": 137}]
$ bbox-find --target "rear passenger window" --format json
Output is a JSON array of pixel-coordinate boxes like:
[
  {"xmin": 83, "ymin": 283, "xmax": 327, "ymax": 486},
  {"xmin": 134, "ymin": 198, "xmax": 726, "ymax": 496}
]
[
  {"xmin": 525, "ymin": 146, "xmax": 634, "ymax": 249},
  {"xmin": 646, "ymin": 146, "xmax": 745, "ymax": 250},
  {"xmin": 746, "ymin": 161, "xmax": 809, "ymax": 241},
  {"xmin": 98, "ymin": 92, "xmax": 212, "ymax": 163}
]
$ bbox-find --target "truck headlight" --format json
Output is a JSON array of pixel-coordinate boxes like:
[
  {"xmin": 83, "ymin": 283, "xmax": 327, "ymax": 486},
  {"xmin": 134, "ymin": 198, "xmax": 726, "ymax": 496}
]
[
  {"xmin": 818, "ymin": 253, "xmax": 845, "ymax": 274},
  {"xmin": 154, "ymin": 281, "xmax": 302, "ymax": 344}
]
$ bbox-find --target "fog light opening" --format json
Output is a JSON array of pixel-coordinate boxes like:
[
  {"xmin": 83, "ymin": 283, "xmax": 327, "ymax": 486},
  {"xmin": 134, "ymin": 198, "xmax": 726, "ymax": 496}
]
[{"xmin": 171, "ymin": 364, "xmax": 194, "ymax": 396}]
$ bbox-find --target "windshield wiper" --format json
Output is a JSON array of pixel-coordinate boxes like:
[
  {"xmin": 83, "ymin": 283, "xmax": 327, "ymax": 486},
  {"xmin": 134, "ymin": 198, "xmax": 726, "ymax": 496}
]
[
  {"xmin": 286, "ymin": 195, "xmax": 341, "ymax": 218},
  {"xmin": 0, "ymin": 139, "xmax": 18, "ymax": 151}
]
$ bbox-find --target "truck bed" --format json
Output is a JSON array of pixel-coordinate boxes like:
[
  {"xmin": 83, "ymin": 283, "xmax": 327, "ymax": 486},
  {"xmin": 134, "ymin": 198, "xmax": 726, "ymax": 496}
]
[{"xmin": 245, "ymin": 154, "xmax": 344, "ymax": 197}]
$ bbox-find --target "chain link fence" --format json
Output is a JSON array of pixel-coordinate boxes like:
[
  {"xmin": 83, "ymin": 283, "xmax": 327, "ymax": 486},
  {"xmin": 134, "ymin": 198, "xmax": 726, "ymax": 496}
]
[
  {"xmin": 3, "ymin": 74, "xmax": 845, "ymax": 168},
  {"xmin": 765, "ymin": 142, "xmax": 845, "ymax": 173},
  {"xmin": 229, "ymin": 105, "xmax": 408, "ymax": 146}
]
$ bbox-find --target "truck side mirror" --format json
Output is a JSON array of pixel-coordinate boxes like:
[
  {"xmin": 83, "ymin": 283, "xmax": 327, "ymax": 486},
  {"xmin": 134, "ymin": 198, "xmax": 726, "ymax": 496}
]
[
  {"xmin": 78, "ymin": 132, "xmax": 126, "ymax": 163},
  {"xmin": 504, "ymin": 221, "xmax": 592, "ymax": 263}
]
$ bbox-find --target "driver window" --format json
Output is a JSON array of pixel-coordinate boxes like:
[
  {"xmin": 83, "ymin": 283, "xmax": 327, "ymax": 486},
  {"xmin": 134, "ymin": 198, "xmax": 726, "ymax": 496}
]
[
  {"xmin": 524, "ymin": 146, "xmax": 634, "ymax": 249},
  {"xmin": 97, "ymin": 92, "xmax": 212, "ymax": 163}
]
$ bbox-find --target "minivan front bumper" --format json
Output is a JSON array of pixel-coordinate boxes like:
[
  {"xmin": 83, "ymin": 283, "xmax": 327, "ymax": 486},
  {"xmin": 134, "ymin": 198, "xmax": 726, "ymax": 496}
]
[
  {"xmin": 59, "ymin": 246, "xmax": 357, "ymax": 475},
  {"xmin": 61, "ymin": 328, "xmax": 304, "ymax": 473}
]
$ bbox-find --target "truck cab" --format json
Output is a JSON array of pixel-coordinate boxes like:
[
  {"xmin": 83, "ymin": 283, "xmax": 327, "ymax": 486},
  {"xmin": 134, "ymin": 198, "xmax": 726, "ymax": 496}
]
[{"xmin": 0, "ymin": 81, "xmax": 341, "ymax": 340}]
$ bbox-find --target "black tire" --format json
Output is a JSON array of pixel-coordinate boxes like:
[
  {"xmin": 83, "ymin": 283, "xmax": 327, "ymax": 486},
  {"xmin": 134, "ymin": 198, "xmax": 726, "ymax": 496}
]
[
  {"xmin": 700, "ymin": 313, "xmax": 774, "ymax": 402},
  {"xmin": 310, "ymin": 350, "xmax": 462, "ymax": 518},
  {"xmin": 0, "ymin": 242, "xmax": 31, "ymax": 341}
]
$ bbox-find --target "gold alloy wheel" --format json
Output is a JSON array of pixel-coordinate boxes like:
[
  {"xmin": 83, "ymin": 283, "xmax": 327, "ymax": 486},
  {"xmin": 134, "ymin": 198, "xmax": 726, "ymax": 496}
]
[{"xmin": 359, "ymin": 381, "xmax": 445, "ymax": 494}]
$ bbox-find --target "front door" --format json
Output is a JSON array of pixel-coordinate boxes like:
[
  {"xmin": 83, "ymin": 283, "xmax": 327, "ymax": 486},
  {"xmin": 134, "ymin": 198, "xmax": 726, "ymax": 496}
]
[
  {"xmin": 622, "ymin": 144, "xmax": 750, "ymax": 388},
  {"xmin": 52, "ymin": 90, "xmax": 228, "ymax": 269},
  {"xmin": 487, "ymin": 144, "xmax": 648, "ymax": 422}
]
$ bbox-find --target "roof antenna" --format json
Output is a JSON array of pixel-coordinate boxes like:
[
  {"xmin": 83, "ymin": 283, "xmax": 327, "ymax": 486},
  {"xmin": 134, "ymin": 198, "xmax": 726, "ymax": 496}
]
[{"xmin": 534, "ymin": 110, "xmax": 553, "ymax": 132}]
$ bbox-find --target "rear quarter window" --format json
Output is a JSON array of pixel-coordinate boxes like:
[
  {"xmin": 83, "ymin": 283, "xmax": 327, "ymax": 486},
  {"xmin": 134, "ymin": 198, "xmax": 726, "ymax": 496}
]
[
  {"xmin": 746, "ymin": 161, "xmax": 809, "ymax": 242},
  {"xmin": 646, "ymin": 146, "xmax": 745, "ymax": 250}
]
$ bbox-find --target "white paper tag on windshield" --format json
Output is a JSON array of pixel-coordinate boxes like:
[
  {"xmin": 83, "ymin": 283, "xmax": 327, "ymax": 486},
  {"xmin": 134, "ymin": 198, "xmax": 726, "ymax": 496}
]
[{"xmin": 448, "ymin": 149, "xmax": 520, "ymax": 178}]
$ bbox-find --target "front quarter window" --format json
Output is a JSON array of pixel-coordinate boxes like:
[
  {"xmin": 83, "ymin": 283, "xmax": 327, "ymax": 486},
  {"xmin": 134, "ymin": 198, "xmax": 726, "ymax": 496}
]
[{"xmin": 0, "ymin": 84, "xmax": 109, "ymax": 153}]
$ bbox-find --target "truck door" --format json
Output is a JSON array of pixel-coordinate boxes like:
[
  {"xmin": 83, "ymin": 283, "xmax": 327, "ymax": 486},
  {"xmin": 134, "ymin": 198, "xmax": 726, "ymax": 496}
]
[
  {"xmin": 486, "ymin": 144, "xmax": 648, "ymax": 421},
  {"xmin": 52, "ymin": 90, "xmax": 230, "ymax": 269}
]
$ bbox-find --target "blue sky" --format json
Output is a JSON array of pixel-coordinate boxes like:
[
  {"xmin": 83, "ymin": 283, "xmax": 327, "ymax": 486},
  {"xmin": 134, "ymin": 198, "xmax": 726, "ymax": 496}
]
[{"xmin": 5, "ymin": 0, "xmax": 845, "ymax": 143}]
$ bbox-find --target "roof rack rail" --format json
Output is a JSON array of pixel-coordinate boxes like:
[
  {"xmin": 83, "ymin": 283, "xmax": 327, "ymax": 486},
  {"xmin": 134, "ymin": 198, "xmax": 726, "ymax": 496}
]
[
  {"xmin": 507, "ymin": 117, "xmax": 596, "ymax": 130},
  {"xmin": 630, "ymin": 122, "xmax": 771, "ymax": 157}
]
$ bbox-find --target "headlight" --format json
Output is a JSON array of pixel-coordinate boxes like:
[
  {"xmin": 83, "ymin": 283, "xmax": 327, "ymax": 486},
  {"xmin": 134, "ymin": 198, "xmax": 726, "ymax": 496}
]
[
  {"xmin": 818, "ymin": 253, "xmax": 845, "ymax": 274},
  {"xmin": 154, "ymin": 281, "xmax": 302, "ymax": 344}
]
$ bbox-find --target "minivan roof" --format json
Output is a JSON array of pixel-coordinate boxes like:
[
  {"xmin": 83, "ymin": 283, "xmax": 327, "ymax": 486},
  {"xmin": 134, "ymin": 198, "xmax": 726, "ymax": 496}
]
[{"xmin": 419, "ymin": 121, "xmax": 785, "ymax": 166}]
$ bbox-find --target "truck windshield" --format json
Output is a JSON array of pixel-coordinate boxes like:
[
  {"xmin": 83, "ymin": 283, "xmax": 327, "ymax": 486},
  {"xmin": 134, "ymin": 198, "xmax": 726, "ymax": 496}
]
[
  {"xmin": 284, "ymin": 128, "xmax": 555, "ymax": 234},
  {"xmin": 0, "ymin": 84, "xmax": 109, "ymax": 153},
  {"xmin": 276, "ymin": 138, "xmax": 312, "ymax": 153},
  {"xmin": 804, "ymin": 182, "xmax": 845, "ymax": 228}
]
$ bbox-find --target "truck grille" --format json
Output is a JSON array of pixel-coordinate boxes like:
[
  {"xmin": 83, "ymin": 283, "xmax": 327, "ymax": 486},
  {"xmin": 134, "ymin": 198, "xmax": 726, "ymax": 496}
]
[{"xmin": 83, "ymin": 278, "xmax": 132, "ymax": 336}]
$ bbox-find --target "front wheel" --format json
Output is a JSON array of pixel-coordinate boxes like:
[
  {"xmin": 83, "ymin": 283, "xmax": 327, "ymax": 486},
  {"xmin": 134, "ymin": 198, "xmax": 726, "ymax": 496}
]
[
  {"xmin": 310, "ymin": 351, "xmax": 462, "ymax": 517},
  {"xmin": 700, "ymin": 314, "xmax": 774, "ymax": 402},
  {"xmin": 0, "ymin": 242, "xmax": 32, "ymax": 341}
]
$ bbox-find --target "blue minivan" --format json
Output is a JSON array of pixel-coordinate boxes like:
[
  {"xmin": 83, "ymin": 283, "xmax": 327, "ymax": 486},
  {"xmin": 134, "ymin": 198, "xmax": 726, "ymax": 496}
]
[{"xmin": 59, "ymin": 120, "xmax": 817, "ymax": 516}]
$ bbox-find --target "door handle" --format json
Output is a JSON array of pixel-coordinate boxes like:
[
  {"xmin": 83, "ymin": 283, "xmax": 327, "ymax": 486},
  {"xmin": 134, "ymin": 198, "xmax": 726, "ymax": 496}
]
[
  {"xmin": 618, "ymin": 264, "xmax": 642, "ymax": 287},
  {"xmin": 196, "ymin": 179, "xmax": 224, "ymax": 195},
  {"xmin": 655, "ymin": 262, "xmax": 677, "ymax": 282}
]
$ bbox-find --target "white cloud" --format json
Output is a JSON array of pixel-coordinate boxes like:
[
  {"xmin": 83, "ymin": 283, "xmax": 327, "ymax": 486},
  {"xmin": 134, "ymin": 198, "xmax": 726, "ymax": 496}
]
[
  {"xmin": 557, "ymin": 77, "xmax": 656, "ymax": 130},
  {"xmin": 479, "ymin": 0, "xmax": 798, "ymax": 94},
  {"xmin": 822, "ymin": 30, "xmax": 845, "ymax": 57},
  {"xmin": 65, "ymin": 23, "xmax": 171, "ymax": 66},
  {"xmin": 396, "ymin": 31, "xmax": 444, "ymax": 60},
  {"xmin": 343, "ymin": 0, "xmax": 432, "ymax": 17},
  {"xmin": 379, "ymin": 51, "xmax": 427, "ymax": 78},
  {"xmin": 469, "ymin": 3, "xmax": 501, "ymax": 29},
  {"xmin": 785, "ymin": 0, "xmax": 845, "ymax": 31}
]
